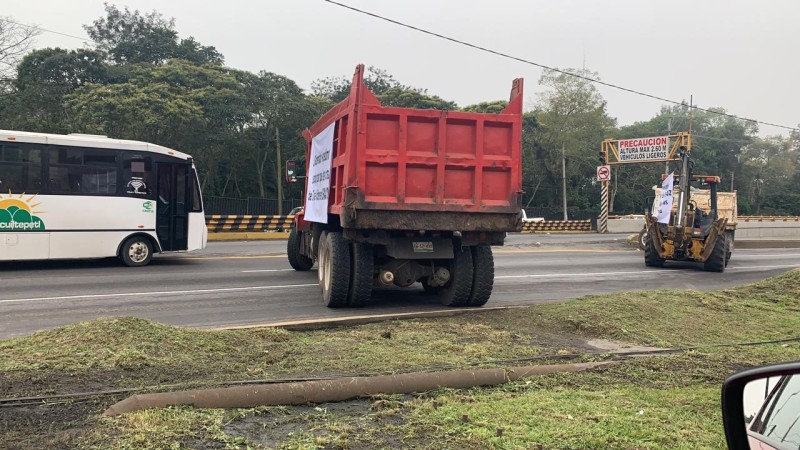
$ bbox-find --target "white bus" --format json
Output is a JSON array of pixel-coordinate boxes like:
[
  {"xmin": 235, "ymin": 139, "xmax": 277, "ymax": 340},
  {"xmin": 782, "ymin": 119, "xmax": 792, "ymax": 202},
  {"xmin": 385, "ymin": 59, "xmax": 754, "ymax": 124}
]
[{"xmin": 0, "ymin": 130, "xmax": 207, "ymax": 266}]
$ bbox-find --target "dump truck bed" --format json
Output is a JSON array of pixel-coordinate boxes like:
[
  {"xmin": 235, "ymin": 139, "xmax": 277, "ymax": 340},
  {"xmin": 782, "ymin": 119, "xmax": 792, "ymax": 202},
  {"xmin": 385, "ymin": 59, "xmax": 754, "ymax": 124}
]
[{"xmin": 303, "ymin": 65, "xmax": 523, "ymax": 232}]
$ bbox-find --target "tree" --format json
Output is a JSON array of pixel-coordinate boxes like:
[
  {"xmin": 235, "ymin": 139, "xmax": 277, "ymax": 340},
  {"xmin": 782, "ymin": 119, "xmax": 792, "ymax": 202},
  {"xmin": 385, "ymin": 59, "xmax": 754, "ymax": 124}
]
[
  {"xmin": 84, "ymin": 3, "xmax": 223, "ymax": 65},
  {"xmin": 2, "ymin": 48, "xmax": 107, "ymax": 132},
  {"xmin": 0, "ymin": 17, "xmax": 40, "ymax": 86},
  {"xmin": 528, "ymin": 68, "xmax": 616, "ymax": 215},
  {"xmin": 311, "ymin": 66, "xmax": 457, "ymax": 110},
  {"xmin": 462, "ymin": 100, "xmax": 508, "ymax": 114},
  {"xmin": 378, "ymin": 87, "xmax": 457, "ymax": 110}
]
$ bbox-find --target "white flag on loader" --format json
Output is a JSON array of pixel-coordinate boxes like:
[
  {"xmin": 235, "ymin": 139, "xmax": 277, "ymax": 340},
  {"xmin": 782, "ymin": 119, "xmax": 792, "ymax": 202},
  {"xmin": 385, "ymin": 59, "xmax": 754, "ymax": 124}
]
[{"xmin": 656, "ymin": 173, "xmax": 674, "ymax": 224}]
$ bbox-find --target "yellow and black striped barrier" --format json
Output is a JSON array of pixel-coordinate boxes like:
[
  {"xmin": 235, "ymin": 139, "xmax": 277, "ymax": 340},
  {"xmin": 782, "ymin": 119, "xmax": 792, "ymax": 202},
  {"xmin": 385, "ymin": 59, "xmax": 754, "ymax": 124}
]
[
  {"xmin": 520, "ymin": 220, "xmax": 593, "ymax": 233},
  {"xmin": 206, "ymin": 215, "xmax": 295, "ymax": 232},
  {"xmin": 205, "ymin": 216, "xmax": 595, "ymax": 233}
]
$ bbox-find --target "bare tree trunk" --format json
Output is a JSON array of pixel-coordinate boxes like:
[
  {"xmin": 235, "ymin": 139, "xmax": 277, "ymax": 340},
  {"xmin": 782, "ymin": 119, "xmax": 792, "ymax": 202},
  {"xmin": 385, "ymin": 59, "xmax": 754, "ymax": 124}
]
[
  {"xmin": 609, "ymin": 168, "xmax": 619, "ymax": 212},
  {"xmin": 525, "ymin": 178, "xmax": 544, "ymax": 208}
]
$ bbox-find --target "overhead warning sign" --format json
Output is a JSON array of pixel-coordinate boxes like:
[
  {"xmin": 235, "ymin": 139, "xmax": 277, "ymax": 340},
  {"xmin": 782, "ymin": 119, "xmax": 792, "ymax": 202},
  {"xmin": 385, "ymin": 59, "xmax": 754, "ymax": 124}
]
[
  {"xmin": 618, "ymin": 136, "xmax": 669, "ymax": 162},
  {"xmin": 597, "ymin": 165, "xmax": 611, "ymax": 182}
]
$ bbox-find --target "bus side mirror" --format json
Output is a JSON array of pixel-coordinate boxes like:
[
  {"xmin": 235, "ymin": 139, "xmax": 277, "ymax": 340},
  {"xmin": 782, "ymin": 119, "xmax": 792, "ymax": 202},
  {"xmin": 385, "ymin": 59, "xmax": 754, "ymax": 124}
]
[{"xmin": 285, "ymin": 160, "xmax": 298, "ymax": 184}]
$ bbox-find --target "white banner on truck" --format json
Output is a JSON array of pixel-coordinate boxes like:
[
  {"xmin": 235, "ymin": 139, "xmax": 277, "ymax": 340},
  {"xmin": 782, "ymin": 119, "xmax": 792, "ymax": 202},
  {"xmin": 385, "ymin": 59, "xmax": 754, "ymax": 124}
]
[
  {"xmin": 656, "ymin": 173, "xmax": 674, "ymax": 224},
  {"xmin": 304, "ymin": 122, "xmax": 336, "ymax": 223},
  {"xmin": 618, "ymin": 136, "xmax": 670, "ymax": 162}
]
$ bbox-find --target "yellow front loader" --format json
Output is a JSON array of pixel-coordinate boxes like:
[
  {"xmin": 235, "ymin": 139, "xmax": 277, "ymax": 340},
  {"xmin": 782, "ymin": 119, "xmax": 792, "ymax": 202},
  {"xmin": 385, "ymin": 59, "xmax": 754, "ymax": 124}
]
[{"xmin": 643, "ymin": 147, "xmax": 730, "ymax": 272}]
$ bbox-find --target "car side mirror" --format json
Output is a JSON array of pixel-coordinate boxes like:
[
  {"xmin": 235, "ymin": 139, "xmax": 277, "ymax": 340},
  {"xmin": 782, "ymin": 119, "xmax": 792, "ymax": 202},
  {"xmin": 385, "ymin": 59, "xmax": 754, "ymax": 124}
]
[{"xmin": 721, "ymin": 361, "xmax": 800, "ymax": 449}]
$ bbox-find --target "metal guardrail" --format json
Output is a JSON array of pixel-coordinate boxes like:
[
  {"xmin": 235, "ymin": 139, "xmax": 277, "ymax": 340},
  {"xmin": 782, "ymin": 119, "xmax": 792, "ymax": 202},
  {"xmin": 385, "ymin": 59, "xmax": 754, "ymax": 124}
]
[{"xmin": 203, "ymin": 197, "xmax": 302, "ymax": 216}]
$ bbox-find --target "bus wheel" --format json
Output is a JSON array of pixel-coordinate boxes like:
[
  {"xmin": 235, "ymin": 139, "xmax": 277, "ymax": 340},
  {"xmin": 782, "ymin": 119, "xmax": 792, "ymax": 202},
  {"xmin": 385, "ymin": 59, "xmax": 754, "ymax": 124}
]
[{"xmin": 120, "ymin": 236, "xmax": 153, "ymax": 267}]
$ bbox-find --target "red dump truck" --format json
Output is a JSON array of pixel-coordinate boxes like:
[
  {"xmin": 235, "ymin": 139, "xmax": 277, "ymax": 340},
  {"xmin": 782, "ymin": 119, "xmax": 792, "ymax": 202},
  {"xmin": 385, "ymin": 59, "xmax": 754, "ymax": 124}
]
[{"xmin": 287, "ymin": 65, "xmax": 523, "ymax": 308}]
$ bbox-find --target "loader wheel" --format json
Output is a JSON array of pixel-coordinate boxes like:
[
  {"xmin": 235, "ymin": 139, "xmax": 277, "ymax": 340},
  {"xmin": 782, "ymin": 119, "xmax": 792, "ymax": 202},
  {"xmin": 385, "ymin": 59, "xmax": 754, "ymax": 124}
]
[
  {"xmin": 704, "ymin": 233, "xmax": 727, "ymax": 273},
  {"xmin": 348, "ymin": 242, "xmax": 373, "ymax": 307},
  {"xmin": 643, "ymin": 232, "xmax": 665, "ymax": 268},
  {"xmin": 287, "ymin": 228, "xmax": 314, "ymax": 271},
  {"xmin": 637, "ymin": 227, "xmax": 648, "ymax": 251},
  {"xmin": 467, "ymin": 246, "xmax": 494, "ymax": 307},
  {"xmin": 439, "ymin": 245, "xmax": 474, "ymax": 307},
  {"xmin": 725, "ymin": 231, "xmax": 734, "ymax": 266},
  {"xmin": 319, "ymin": 232, "xmax": 351, "ymax": 308}
]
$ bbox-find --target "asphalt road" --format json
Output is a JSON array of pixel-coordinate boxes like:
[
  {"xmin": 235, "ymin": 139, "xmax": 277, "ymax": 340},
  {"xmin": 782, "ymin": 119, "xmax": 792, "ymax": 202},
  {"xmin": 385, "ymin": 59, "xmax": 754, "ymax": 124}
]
[{"xmin": 2, "ymin": 233, "xmax": 799, "ymax": 339}]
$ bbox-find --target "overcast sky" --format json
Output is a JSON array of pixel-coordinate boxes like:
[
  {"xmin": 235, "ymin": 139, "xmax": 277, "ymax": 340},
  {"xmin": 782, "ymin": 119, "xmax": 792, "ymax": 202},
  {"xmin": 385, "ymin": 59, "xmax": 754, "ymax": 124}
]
[{"xmin": 6, "ymin": 0, "xmax": 799, "ymax": 136}]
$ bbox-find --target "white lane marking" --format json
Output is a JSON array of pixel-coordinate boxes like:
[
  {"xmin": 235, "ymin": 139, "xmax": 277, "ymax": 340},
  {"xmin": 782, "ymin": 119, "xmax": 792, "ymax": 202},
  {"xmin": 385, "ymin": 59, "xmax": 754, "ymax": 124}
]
[
  {"xmin": 729, "ymin": 264, "xmax": 800, "ymax": 270},
  {"xmin": 0, "ymin": 284, "xmax": 318, "ymax": 305},
  {"xmin": 495, "ymin": 264, "xmax": 799, "ymax": 280},
  {"xmin": 4, "ymin": 265, "xmax": 796, "ymax": 305},
  {"xmin": 241, "ymin": 269, "xmax": 298, "ymax": 273},
  {"xmin": 496, "ymin": 270, "xmax": 653, "ymax": 279},
  {"xmin": 736, "ymin": 254, "xmax": 800, "ymax": 258}
]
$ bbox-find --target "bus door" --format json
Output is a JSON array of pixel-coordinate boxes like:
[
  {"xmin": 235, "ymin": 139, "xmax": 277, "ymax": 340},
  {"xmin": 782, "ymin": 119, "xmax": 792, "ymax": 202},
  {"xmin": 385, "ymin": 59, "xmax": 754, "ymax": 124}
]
[{"xmin": 156, "ymin": 163, "xmax": 190, "ymax": 251}]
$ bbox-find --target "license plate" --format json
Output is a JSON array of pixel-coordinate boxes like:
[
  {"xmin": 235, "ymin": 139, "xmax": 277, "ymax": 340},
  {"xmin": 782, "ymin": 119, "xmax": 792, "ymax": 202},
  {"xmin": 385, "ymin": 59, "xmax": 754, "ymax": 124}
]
[{"xmin": 413, "ymin": 241, "xmax": 434, "ymax": 253}]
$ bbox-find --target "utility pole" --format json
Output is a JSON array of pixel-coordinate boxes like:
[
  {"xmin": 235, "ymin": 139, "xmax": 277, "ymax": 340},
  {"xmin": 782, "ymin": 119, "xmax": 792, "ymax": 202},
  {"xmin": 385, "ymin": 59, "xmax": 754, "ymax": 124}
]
[
  {"xmin": 562, "ymin": 142, "xmax": 568, "ymax": 221},
  {"xmin": 666, "ymin": 117, "xmax": 672, "ymax": 174},
  {"xmin": 275, "ymin": 126, "xmax": 283, "ymax": 216}
]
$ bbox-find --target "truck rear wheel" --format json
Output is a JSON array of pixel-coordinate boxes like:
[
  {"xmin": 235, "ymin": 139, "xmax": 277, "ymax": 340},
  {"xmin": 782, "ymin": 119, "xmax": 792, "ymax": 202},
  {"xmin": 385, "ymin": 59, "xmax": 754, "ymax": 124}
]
[
  {"xmin": 319, "ymin": 232, "xmax": 351, "ymax": 308},
  {"xmin": 467, "ymin": 246, "xmax": 494, "ymax": 307},
  {"xmin": 439, "ymin": 245, "xmax": 474, "ymax": 307},
  {"xmin": 287, "ymin": 228, "xmax": 313, "ymax": 271},
  {"xmin": 644, "ymin": 232, "xmax": 665, "ymax": 268},
  {"xmin": 704, "ymin": 233, "xmax": 727, "ymax": 272},
  {"xmin": 348, "ymin": 242, "xmax": 373, "ymax": 307}
]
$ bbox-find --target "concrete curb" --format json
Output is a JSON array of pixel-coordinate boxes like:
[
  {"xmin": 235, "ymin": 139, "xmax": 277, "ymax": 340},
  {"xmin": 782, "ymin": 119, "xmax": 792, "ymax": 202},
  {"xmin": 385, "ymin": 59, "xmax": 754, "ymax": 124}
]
[{"xmin": 210, "ymin": 306, "xmax": 519, "ymax": 331}]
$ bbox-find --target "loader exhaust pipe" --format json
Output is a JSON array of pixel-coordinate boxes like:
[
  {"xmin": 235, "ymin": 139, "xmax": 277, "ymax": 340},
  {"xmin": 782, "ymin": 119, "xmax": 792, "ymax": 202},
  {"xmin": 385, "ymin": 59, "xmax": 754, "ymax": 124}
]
[{"xmin": 675, "ymin": 146, "xmax": 691, "ymax": 230}]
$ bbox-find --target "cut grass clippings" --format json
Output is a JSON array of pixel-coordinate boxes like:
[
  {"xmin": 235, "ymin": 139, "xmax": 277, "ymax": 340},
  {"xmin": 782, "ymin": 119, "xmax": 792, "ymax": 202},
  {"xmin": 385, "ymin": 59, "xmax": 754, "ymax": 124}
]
[{"xmin": 2, "ymin": 270, "xmax": 800, "ymax": 449}]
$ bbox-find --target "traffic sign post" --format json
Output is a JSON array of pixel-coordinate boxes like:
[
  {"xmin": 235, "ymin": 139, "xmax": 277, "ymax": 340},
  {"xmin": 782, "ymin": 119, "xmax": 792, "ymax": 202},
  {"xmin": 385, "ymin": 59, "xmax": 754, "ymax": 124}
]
[
  {"xmin": 597, "ymin": 165, "xmax": 611, "ymax": 182},
  {"xmin": 599, "ymin": 179, "xmax": 609, "ymax": 233}
]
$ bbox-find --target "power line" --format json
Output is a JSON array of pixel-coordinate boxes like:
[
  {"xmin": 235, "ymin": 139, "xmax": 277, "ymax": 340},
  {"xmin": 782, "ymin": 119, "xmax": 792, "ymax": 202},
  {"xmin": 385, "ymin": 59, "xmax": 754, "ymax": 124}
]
[
  {"xmin": 323, "ymin": 0, "xmax": 799, "ymax": 133},
  {"xmin": 5, "ymin": 18, "xmax": 94, "ymax": 44}
]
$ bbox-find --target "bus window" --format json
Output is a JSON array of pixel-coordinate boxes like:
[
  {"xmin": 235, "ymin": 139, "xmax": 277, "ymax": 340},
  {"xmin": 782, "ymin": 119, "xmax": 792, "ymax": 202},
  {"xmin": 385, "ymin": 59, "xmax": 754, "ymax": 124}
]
[
  {"xmin": 0, "ymin": 144, "xmax": 42, "ymax": 193},
  {"xmin": 48, "ymin": 147, "xmax": 118, "ymax": 195},
  {"xmin": 190, "ymin": 169, "xmax": 203, "ymax": 212}
]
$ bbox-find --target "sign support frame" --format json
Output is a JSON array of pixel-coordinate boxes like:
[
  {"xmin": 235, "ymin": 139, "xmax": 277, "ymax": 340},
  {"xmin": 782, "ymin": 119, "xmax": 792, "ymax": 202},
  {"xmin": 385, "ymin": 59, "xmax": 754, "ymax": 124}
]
[{"xmin": 596, "ymin": 132, "xmax": 692, "ymax": 234}]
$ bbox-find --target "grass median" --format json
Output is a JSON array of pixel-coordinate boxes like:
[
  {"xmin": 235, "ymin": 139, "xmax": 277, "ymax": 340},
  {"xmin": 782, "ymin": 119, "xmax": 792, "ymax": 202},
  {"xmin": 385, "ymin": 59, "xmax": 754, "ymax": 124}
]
[{"xmin": 2, "ymin": 270, "xmax": 800, "ymax": 449}]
